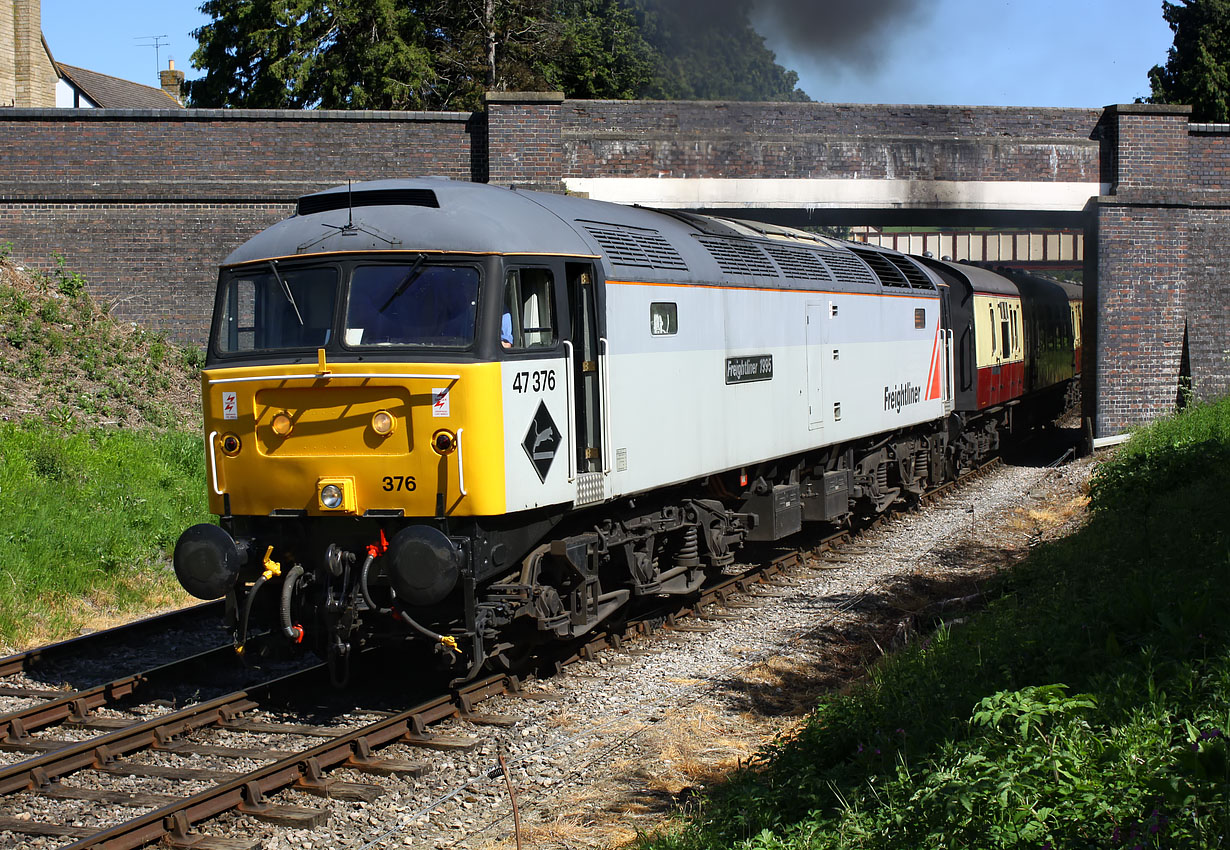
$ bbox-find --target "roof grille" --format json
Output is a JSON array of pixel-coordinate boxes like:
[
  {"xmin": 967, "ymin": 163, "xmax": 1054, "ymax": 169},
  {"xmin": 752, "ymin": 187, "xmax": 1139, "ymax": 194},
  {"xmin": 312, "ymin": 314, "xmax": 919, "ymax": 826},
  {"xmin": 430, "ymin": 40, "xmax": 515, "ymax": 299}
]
[
  {"xmin": 698, "ymin": 237, "xmax": 779, "ymax": 278},
  {"xmin": 850, "ymin": 247, "xmax": 911, "ymax": 288},
  {"xmin": 297, "ymin": 188, "xmax": 440, "ymax": 216},
  {"xmin": 581, "ymin": 223, "xmax": 688, "ymax": 271},
  {"xmin": 887, "ymin": 255, "xmax": 936, "ymax": 290},
  {"xmin": 816, "ymin": 250, "xmax": 878, "ymax": 287},
  {"xmin": 763, "ymin": 245, "xmax": 832, "ymax": 282}
]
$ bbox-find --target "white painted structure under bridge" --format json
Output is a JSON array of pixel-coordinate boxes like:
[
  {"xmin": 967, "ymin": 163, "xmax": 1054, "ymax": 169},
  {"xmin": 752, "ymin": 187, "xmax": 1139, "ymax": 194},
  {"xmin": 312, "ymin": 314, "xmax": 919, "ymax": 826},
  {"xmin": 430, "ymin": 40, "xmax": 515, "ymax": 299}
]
[{"xmin": 851, "ymin": 227, "xmax": 1084, "ymax": 270}]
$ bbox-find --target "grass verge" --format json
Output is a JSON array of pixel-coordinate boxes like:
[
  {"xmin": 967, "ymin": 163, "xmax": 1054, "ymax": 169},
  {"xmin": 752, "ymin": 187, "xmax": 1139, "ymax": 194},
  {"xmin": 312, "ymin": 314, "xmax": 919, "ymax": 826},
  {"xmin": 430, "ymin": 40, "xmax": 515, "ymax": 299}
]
[
  {"xmin": 642, "ymin": 398, "xmax": 1230, "ymax": 849},
  {"xmin": 0, "ymin": 422, "xmax": 208, "ymax": 649}
]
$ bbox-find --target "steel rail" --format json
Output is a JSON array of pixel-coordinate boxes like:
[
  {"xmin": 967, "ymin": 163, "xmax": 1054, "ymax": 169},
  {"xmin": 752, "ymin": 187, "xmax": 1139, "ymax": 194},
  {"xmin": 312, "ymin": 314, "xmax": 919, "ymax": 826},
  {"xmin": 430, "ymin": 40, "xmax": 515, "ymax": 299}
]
[
  {"xmin": 0, "ymin": 663, "xmax": 327, "ymax": 796},
  {"xmin": 10, "ymin": 453, "xmax": 1017, "ymax": 848}
]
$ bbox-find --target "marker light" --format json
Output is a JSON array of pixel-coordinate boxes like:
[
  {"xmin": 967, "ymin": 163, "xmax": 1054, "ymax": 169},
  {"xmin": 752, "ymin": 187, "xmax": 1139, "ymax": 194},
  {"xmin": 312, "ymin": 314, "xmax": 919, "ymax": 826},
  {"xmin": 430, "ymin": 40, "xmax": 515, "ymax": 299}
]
[
  {"xmin": 221, "ymin": 434, "xmax": 241, "ymax": 455},
  {"xmin": 271, "ymin": 412, "xmax": 293, "ymax": 436},
  {"xmin": 320, "ymin": 484, "xmax": 344, "ymax": 509},
  {"xmin": 432, "ymin": 429, "xmax": 457, "ymax": 455},
  {"xmin": 371, "ymin": 410, "xmax": 395, "ymax": 436}
]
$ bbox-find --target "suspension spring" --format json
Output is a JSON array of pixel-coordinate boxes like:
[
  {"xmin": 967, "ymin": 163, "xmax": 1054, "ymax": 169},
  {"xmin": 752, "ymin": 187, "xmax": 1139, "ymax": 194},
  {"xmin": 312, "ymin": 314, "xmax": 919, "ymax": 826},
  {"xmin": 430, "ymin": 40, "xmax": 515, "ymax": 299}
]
[{"xmin": 675, "ymin": 525, "xmax": 700, "ymax": 568}]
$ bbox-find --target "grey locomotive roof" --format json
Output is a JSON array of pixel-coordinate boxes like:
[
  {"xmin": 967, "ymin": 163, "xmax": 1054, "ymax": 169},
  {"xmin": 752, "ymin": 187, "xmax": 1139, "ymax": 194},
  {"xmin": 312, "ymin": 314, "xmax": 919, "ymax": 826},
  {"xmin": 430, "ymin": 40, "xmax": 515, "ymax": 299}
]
[
  {"xmin": 225, "ymin": 178, "xmax": 940, "ymax": 295},
  {"xmin": 224, "ymin": 179, "xmax": 597, "ymax": 265}
]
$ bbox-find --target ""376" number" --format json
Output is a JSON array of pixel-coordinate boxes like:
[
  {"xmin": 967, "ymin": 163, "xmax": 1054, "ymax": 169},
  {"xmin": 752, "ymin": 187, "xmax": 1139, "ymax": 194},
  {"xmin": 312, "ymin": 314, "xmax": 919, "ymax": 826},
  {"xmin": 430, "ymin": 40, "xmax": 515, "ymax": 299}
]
[{"xmin": 382, "ymin": 475, "xmax": 417, "ymax": 491}]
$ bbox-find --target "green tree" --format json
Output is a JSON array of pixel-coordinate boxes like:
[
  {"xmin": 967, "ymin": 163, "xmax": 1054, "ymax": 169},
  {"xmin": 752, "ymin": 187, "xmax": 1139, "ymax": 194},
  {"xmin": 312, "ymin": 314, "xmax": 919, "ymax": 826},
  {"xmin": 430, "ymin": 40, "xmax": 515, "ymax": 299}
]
[
  {"xmin": 187, "ymin": 0, "xmax": 436, "ymax": 108},
  {"xmin": 424, "ymin": 0, "xmax": 561, "ymax": 109},
  {"xmin": 186, "ymin": 0, "xmax": 810, "ymax": 108},
  {"xmin": 536, "ymin": 0, "xmax": 656, "ymax": 99},
  {"xmin": 1148, "ymin": 0, "xmax": 1230, "ymax": 122},
  {"xmin": 631, "ymin": 0, "xmax": 809, "ymax": 102}
]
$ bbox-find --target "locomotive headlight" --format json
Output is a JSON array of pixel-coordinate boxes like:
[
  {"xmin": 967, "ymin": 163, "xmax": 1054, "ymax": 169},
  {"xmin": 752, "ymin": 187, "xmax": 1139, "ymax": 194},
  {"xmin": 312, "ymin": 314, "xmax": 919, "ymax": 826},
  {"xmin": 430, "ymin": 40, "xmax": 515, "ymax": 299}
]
[
  {"xmin": 315, "ymin": 477, "xmax": 356, "ymax": 513},
  {"xmin": 371, "ymin": 410, "xmax": 395, "ymax": 436},
  {"xmin": 271, "ymin": 411, "xmax": 293, "ymax": 437}
]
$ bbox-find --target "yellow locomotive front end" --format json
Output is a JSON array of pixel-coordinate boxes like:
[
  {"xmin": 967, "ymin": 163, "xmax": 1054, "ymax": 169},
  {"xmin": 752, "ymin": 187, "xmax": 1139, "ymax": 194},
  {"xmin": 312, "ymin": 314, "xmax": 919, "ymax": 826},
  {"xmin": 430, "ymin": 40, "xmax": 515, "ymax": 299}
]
[
  {"xmin": 201, "ymin": 359, "xmax": 505, "ymax": 520},
  {"xmin": 172, "ymin": 247, "xmax": 542, "ymax": 682}
]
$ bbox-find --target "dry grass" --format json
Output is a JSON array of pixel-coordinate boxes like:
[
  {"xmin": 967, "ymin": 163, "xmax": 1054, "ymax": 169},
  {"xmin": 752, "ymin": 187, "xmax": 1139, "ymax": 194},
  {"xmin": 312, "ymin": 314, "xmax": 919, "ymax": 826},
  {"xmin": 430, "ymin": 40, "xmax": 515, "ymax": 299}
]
[{"xmin": 0, "ymin": 570, "xmax": 194, "ymax": 652}]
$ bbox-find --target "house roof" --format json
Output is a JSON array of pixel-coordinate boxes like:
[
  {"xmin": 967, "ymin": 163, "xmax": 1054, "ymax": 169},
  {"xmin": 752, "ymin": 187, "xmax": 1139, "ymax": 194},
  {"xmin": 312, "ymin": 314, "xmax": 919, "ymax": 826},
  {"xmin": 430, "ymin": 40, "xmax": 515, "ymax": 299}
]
[{"xmin": 57, "ymin": 63, "xmax": 183, "ymax": 110}]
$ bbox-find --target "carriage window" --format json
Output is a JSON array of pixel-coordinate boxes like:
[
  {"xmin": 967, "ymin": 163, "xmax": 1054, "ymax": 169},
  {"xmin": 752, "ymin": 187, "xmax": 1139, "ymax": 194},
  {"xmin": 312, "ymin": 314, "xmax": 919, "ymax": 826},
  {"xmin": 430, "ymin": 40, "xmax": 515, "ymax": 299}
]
[
  {"xmin": 345, "ymin": 264, "xmax": 479, "ymax": 348},
  {"xmin": 503, "ymin": 268, "xmax": 557, "ymax": 350},
  {"xmin": 1001, "ymin": 318, "xmax": 1011, "ymax": 357},
  {"xmin": 650, "ymin": 302, "xmax": 678, "ymax": 336},
  {"xmin": 216, "ymin": 265, "xmax": 337, "ymax": 353}
]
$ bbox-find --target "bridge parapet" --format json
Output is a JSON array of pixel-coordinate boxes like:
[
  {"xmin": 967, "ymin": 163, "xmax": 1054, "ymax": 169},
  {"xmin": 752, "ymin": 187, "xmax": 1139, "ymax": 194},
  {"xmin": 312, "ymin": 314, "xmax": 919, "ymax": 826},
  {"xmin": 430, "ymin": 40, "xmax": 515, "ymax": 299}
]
[{"xmin": 0, "ymin": 97, "xmax": 1223, "ymax": 438}]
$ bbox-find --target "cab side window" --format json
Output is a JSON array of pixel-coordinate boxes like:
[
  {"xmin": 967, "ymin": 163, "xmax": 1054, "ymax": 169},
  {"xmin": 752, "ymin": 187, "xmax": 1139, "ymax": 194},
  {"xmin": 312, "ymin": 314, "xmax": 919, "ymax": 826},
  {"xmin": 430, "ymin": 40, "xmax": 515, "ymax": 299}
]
[{"xmin": 503, "ymin": 268, "xmax": 557, "ymax": 350}]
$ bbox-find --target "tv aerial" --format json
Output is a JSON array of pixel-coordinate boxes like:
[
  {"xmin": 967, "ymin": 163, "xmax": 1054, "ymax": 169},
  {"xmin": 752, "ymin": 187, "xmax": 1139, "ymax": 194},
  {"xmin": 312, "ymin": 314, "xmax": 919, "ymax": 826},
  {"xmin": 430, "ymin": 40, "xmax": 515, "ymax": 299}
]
[{"xmin": 135, "ymin": 35, "xmax": 170, "ymax": 81}]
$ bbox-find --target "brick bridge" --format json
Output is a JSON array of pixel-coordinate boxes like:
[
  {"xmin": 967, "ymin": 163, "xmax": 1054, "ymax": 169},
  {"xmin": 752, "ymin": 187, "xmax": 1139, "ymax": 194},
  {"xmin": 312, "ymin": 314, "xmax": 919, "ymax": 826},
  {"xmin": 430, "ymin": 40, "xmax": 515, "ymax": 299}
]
[{"xmin": 0, "ymin": 96, "xmax": 1224, "ymax": 438}]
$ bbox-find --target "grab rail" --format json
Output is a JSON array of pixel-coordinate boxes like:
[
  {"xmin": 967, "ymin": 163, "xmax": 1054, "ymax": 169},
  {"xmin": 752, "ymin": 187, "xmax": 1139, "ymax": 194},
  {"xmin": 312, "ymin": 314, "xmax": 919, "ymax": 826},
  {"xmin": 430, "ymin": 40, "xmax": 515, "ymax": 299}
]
[{"xmin": 561, "ymin": 341, "xmax": 577, "ymax": 483}]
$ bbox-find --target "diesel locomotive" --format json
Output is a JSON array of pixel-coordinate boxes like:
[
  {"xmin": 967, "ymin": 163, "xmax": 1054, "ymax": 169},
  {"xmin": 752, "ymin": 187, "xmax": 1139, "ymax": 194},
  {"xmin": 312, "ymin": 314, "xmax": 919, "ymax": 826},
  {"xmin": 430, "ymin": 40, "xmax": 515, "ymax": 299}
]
[{"xmin": 172, "ymin": 178, "xmax": 1081, "ymax": 681}]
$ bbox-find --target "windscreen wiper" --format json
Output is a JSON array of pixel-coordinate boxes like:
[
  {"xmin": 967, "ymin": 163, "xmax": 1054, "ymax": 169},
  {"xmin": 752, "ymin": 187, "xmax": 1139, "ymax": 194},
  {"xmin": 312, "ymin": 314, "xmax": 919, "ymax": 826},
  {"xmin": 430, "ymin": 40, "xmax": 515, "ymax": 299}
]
[
  {"xmin": 378, "ymin": 254, "xmax": 427, "ymax": 314},
  {"xmin": 267, "ymin": 259, "xmax": 304, "ymax": 326}
]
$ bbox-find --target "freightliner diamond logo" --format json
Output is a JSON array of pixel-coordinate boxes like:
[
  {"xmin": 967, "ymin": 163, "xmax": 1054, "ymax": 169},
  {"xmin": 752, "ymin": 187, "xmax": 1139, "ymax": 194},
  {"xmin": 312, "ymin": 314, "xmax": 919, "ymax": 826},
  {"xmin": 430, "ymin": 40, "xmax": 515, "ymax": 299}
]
[{"xmin": 522, "ymin": 401, "xmax": 561, "ymax": 482}]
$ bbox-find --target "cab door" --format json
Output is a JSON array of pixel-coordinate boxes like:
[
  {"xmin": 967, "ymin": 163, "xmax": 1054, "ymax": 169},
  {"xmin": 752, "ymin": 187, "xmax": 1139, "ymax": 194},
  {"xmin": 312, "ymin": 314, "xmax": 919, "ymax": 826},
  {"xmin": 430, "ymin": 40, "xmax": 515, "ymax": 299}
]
[
  {"xmin": 565, "ymin": 262, "xmax": 608, "ymax": 507},
  {"xmin": 500, "ymin": 263, "xmax": 573, "ymax": 512}
]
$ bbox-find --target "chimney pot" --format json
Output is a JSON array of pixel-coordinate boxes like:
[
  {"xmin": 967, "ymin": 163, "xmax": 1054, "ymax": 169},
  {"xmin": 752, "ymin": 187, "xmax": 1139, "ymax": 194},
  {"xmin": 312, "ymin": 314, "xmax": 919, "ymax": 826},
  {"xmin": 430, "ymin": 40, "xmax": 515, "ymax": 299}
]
[{"xmin": 160, "ymin": 60, "xmax": 186, "ymax": 104}]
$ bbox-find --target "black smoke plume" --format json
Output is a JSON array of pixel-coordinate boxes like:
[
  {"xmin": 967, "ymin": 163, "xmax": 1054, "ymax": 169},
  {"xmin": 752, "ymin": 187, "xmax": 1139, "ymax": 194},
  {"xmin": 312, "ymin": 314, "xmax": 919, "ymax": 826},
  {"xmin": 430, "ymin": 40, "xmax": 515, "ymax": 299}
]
[{"xmin": 646, "ymin": 0, "xmax": 928, "ymax": 72}]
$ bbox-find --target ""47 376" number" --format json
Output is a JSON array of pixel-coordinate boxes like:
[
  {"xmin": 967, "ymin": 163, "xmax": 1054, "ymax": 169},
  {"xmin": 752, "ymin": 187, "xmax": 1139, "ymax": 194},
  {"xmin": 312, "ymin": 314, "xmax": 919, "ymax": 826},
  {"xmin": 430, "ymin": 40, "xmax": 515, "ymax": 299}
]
[{"xmin": 511, "ymin": 369, "xmax": 556, "ymax": 394}]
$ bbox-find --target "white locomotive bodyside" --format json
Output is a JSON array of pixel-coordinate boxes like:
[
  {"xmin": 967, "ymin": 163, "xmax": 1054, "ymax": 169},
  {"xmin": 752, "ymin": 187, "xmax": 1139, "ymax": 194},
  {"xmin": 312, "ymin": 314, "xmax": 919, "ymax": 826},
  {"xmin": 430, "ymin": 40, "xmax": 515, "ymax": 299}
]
[{"xmin": 497, "ymin": 192, "xmax": 952, "ymax": 516}]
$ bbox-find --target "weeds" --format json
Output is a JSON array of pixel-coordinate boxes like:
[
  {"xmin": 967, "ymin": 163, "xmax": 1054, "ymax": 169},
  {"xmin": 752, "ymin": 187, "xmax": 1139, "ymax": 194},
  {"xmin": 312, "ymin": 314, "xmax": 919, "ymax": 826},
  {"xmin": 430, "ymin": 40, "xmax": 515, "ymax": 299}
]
[
  {"xmin": 0, "ymin": 254, "xmax": 208, "ymax": 647},
  {"xmin": 51, "ymin": 252, "xmax": 87, "ymax": 297},
  {"xmin": 642, "ymin": 398, "xmax": 1230, "ymax": 850},
  {"xmin": 0, "ymin": 254, "xmax": 201, "ymax": 430}
]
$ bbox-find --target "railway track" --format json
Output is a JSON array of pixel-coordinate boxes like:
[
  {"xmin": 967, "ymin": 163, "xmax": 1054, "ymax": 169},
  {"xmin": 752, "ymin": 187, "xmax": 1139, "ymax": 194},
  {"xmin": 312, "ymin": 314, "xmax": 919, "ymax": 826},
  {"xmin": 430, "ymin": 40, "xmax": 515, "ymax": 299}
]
[
  {"xmin": 0, "ymin": 457, "xmax": 1011, "ymax": 849},
  {"xmin": 0, "ymin": 602, "xmax": 234, "ymax": 731}
]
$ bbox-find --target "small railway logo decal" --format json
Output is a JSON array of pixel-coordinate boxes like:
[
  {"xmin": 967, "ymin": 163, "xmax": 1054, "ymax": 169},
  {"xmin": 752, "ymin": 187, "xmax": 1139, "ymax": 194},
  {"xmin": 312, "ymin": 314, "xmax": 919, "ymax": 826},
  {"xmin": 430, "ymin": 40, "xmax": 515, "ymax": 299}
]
[
  {"xmin": 432, "ymin": 387, "xmax": 450, "ymax": 418},
  {"xmin": 523, "ymin": 401, "xmax": 561, "ymax": 482}
]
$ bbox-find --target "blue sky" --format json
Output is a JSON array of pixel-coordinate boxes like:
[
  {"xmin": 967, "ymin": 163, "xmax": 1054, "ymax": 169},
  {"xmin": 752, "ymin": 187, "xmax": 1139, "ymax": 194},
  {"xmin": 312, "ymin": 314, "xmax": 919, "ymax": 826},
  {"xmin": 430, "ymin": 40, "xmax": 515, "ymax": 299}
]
[{"xmin": 41, "ymin": 0, "xmax": 1175, "ymax": 107}]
